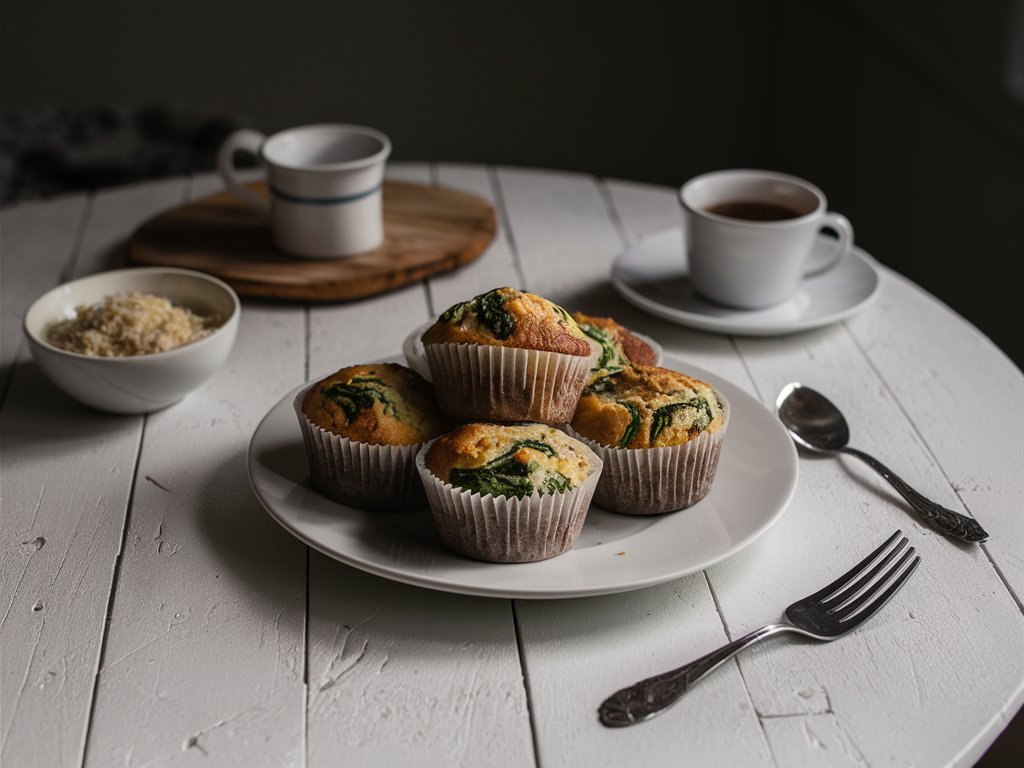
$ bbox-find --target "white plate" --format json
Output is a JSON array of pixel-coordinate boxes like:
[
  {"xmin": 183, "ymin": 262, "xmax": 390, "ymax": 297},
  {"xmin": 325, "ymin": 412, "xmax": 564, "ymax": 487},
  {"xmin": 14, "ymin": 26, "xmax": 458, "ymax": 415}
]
[
  {"xmin": 612, "ymin": 227, "xmax": 881, "ymax": 336},
  {"xmin": 247, "ymin": 353, "xmax": 798, "ymax": 599},
  {"xmin": 401, "ymin": 319, "xmax": 665, "ymax": 381}
]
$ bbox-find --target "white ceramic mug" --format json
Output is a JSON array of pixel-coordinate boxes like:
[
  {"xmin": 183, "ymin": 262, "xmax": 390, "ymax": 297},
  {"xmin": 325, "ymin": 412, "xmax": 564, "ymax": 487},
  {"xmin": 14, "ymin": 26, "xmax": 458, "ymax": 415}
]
[
  {"xmin": 217, "ymin": 123, "xmax": 391, "ymax": 258},
  {"xmin": 679, "ymin": 169, "xmax": 853, "ymax": 309}
]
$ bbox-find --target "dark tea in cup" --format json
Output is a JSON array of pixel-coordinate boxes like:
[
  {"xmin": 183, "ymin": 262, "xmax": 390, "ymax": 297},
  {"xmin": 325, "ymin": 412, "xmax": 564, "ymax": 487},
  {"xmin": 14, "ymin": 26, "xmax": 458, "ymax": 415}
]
[{"xmin": 704, "ymin": 200, "xmax": 806, "ymax": 222}]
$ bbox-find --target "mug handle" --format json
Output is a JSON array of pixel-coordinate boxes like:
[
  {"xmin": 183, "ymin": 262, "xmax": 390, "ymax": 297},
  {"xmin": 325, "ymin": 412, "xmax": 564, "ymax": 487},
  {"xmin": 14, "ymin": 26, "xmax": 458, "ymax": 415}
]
[
  {"xmin": 805, "ymin": 212, "xmax": 853, "ymax": 276},
  {"xmin": 217, "ymin": 129, "xmax": 269, "ymax": 212}
]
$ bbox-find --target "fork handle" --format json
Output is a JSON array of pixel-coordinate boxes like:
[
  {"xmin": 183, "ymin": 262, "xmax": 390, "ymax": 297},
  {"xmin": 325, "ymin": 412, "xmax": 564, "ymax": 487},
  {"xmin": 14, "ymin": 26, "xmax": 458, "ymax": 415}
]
[
  {"xmin": 840, "ymin": 447, "xmax": 989, "ymax": 543},
  {"xmin": 598, "ymin": 624, "xmax": 792, "ymax": 727}
]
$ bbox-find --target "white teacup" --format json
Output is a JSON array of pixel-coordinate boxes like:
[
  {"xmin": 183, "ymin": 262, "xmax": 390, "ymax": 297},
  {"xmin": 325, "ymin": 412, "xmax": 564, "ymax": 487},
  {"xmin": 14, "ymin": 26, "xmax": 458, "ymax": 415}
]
[
  {"xmin": 217, "ymin": 123, "xmax": 391, "ymax": 258},
  {"xmin": 679, "ymin": 169, "xmax": 853, "ymax": 309}
]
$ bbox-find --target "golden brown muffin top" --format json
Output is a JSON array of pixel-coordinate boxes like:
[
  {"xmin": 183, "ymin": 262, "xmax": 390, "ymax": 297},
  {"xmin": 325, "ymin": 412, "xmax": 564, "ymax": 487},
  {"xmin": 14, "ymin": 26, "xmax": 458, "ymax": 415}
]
[
  {"xmin": 421, "ymin": 287, "xmax": 590, "ymax": 356},
  {"xmin": 571, "ymin": 365, "xmax": 726, "ymax": 449},
  {"xmin": 572, "ymin": 312, "xmax": 658, "ymax": 384},
  {"xmin": 302, "ymin": 363, "xmax": 449, "ymax": 445},
  {"xmin": 424, "ymin": 422, "xmax": 593, "ymax": 498}
]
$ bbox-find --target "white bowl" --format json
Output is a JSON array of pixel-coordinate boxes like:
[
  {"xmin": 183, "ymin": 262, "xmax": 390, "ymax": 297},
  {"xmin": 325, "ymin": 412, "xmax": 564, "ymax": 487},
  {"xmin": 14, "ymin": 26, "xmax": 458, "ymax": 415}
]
[
  {"xmin": 23, "ymin": 267, "xmax": 240, "ymax": 414},
  {"xmin": 402, "ymin": 319, "xmax": 664, "ymax": 382}
]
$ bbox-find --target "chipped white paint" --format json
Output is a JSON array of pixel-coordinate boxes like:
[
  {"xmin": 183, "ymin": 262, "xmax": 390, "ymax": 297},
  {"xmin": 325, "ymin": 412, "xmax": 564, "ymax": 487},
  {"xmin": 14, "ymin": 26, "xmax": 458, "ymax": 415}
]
[
  {"xmin": 80, "ymin": 179, "xmax": 308, "ymax": 768},
  {"xmin": 303, "ymin": 162, "xmax": 534, "ymax": 768},
  {"xmin": 0, "ymin": 194, "xmax": 88, "ymax": 376},
  {"xmin": 504, "ymin": 170, "xmax": 771, "ymax": 767},
  {"xmin": 1, "ymin": 165, "xmax": 1020, "ymax": 768},
  {"xmin": 1, "ymin": 180, "xmax": 188, "ymax": 768}
]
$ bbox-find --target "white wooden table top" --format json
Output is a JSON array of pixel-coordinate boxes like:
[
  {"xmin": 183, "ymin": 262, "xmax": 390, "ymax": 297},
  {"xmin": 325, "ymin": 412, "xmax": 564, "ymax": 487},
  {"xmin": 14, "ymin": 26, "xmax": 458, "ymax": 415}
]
[{"xmin": 2, "ymin": 163, "xmax": 1022, "ymax": 768}]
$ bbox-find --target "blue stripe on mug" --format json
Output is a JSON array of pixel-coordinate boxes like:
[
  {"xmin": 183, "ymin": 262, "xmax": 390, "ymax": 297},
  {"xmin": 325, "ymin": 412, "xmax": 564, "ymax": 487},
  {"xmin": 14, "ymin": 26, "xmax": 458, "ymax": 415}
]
[{"xmin": 268, "ymin": 183, "xmax": 382, "ymax": 205}]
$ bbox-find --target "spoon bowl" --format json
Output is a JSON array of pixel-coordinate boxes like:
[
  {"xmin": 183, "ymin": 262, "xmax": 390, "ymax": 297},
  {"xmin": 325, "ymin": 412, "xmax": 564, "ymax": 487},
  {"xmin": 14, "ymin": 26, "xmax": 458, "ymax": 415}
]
[
  {"xmin": 775, "ymin": 382, "xmax": 989, "ymax": 544},
  {"xmin": 775, "ymin": 382, "xmax": 850, "ymax": 452}
]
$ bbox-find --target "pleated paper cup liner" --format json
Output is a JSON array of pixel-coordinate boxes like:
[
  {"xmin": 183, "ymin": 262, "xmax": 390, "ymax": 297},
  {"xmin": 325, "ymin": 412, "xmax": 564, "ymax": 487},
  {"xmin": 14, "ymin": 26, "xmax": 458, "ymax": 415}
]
[
  {"xmin": 293, "ymin": 384, "xmax": 427, "ymax": 512},
  {"xmin": 414, "ymin": 438, "xmax": 604, "ymax": 563},
  {"xmin": 566, "ymin": 390, "xmax": 730, "ymax": 515},
  {"xmin": 423, "ymin": 342, "xmax": 590, "ymax": 425}
]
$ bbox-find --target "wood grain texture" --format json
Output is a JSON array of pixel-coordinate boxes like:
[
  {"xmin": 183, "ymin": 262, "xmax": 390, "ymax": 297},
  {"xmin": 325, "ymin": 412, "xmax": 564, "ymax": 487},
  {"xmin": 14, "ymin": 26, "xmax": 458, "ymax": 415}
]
[
  {"xmin": 304, "ymin": 165, "xmax": 534, "ymax": 767},
  {"xmin": 499, "ymin": 167, "xmax": 771, "ymax": 766},
  {"xmin": 82, "ymin": 175, "xmax": 309, "ymax": 767},
  {"xmin": 82, "ymin": 303, "xmax": 308, "ymax": 768},
  {"xmin": 127, "ymin": 179, "xmax": 497, "ymax": 301},
  {"xmin": 845, "ymin": 271, "xmax": 1024, "ymax": 605},
  {"xmin": 708, "ymin": 311, "xmax": 1024, "ymax": 767},
  {"xmin": 430, "ymin": 164, "xmax": 523, "ymax": 309},
  {"xmin": 0, "ymin": 194, "xmax": 88, "ymax": 386},
  {"xmin": 1, "ymin": 179, "xmax": 188, "ymax": 768},
  {"xmin": 2, "ymin": 166, "xmax": 1021, "ymax": 767},
  {"xmin": 306, "ymin": 558, "xmax": 534, "ymax": 768}
]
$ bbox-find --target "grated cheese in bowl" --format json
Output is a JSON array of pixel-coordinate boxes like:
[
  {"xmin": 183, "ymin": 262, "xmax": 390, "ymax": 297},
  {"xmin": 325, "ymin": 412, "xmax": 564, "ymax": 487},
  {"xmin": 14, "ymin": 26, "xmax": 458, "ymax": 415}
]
[{"xmin": 45, "ymin": 291, "xmax": 220, "ymax": 357}]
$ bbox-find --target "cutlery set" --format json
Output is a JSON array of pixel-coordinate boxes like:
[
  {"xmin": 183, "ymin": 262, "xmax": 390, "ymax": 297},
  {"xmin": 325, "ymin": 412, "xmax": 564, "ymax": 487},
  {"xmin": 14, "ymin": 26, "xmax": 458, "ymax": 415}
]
[{"xmin": 599, "ymin": 382, "xmax": 989, "ymax": 727}]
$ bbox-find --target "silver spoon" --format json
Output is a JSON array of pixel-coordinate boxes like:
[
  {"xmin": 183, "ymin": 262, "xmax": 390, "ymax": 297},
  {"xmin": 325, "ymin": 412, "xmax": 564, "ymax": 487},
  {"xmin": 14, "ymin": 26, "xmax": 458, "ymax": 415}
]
[{"xmin": 776, "ymin": 382, "xmax": 989, "ymax": 544}]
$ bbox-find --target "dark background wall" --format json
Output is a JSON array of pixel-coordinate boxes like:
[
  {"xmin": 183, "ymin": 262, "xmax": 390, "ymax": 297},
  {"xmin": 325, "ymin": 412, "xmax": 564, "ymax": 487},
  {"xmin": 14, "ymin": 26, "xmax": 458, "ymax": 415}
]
[{"xmin": 2, "ymin": 0, "xmax": 1022, "ymax": 373}]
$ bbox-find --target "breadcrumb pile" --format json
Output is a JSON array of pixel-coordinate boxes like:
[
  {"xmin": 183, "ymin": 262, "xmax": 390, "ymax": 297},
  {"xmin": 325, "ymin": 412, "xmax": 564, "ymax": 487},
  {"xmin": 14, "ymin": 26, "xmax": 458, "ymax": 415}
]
[{"xmin": 46, "ymin": 292, "xmax": 217, "ymax": 357}]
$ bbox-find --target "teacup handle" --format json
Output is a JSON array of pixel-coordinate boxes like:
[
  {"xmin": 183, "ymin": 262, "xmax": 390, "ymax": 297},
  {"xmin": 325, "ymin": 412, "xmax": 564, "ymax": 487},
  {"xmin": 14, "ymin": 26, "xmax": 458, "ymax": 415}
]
[
  {"xmin": 217, "ymin": 129, "xmax": 269, "ymax": 213},
  {"xmin": 806, "ymin": 212, "xmax": 854, "ymax": 276}
]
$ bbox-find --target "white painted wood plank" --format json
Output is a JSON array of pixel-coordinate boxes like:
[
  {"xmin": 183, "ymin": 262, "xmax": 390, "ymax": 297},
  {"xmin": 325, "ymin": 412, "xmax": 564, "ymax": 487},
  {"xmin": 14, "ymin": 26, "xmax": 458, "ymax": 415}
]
[
  {"xmin": 515, "ymin": 581, "xmax": 772, "ymax": 767},
  {"xmin": 83, "ymin": 304, "xmax": 307, "ymax": 767},
  {"xmin": 702, "ymin": 300, "xmax": 1024, "ymax": 767},
  {"xmin": 847, "ymin": 268, "xmax": 1024, "ymax": 604},
  {"xmin": 495, "ymin": 166, "xmax": 620, "ymax": 307},
  {"xmin": 73, "ymin": 177, "xmax": 190, "ymax": 274},
  {"xmin": 1, "ymin": 180, "xmax": 189, "ymax": 768},
  {"xmin": 761, "ymin": 713, "xmax": 877, "ymax": 768},
  {"xmin": 303, "ymin": 195, "xmax": 534, "ymax": 764},
  {"xmin": 498, "ymin": 168, "xmax": 770, "ymax": 766},
  {"xmin": 82, "ymin": 179, "xmax": 308, "ymax": 767},
  {"xmin": 0, "ymin": 370, "xmax": 142, "ymax": 768},
  {"xmin": 308, "ymin": 283, "xmax": 430, "ymax": 379},
  {"xmin": 306, "ymin": 557, "xmax": 534, "ymax": 768},
  {"xmin": 0, "ymin": 194, "xmax": 88, "ymax": 380},
  {"xmin": 602, "ymin": 176, "xmax": 683, "ymax": 245},
  {"xmin": 430, "ymin": 163, "xmax": 521, "ymax": 311},
  {"xmin": 385, "ymin": 161, "xmax": 433, "ymax": 185}
]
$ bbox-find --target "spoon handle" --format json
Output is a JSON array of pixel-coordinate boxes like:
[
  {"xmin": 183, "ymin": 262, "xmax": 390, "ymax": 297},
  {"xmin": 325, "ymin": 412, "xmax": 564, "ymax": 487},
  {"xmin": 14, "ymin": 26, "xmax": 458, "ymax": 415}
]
[{"xmin": 841, "ymin": 447, "xmax": 989, "ymax": 543}]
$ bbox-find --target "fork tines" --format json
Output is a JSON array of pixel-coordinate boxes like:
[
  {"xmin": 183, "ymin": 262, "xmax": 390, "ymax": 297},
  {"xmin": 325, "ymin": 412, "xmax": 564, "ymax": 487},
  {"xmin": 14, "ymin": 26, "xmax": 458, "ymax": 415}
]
[{"xmin": 812, "ymin": 530, "xmax": 920, "ymax": 624}]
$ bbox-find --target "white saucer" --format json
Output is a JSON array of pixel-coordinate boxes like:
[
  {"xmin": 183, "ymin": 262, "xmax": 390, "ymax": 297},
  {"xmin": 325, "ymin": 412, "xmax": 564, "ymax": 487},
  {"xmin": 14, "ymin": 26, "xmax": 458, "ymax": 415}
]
[
  {"xmin": 402, "ymin": 319, "xmax": 664, "ymax": 381},
  {"xmin": 247, "ymin": 353, "xmax": 797, "ymax": 600},
  {"xmin": 611, "ymin": 227, "xmax": 881, "ymax": 336}
]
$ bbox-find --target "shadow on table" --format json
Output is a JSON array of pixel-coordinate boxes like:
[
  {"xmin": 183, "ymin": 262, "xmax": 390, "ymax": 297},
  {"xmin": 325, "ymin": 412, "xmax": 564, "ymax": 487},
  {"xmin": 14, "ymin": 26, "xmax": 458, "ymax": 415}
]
[{"xmin": 1, "ymin": 360, "xmax": 142, "ymax": 454}]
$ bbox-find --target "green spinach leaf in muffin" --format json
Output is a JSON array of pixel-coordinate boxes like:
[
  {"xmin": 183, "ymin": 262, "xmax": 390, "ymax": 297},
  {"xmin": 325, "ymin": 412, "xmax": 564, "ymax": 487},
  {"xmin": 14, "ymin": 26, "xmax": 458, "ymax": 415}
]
[
  {"xmin": 322, "ymin": 376, "xmax": 397, "ymax": 422},
  {"xmin": 449, "ymin": 439, "xmax": 572, "ymax": 498}
]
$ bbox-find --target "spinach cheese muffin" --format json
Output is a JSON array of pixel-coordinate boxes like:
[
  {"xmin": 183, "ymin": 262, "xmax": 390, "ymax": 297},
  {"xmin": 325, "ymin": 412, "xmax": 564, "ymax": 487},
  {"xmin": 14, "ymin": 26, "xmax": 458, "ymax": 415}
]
[
  {"xmin": 420, "ymin": 287, "xmax": 592, "ymax": 424},
  {"xmin": 569, "ymin": 364, "xmax": 729, "ymax": 515},
  {"xmin": 573, "ymin": 311, "xmax": 659, "ymax": 386},
  {"xmin": 416, "ymin": 422, "xmax": 602, "ymax": 562},
  {"xmin": 295, "ymin": 363, "xmax": 448, "ymax": 511}
]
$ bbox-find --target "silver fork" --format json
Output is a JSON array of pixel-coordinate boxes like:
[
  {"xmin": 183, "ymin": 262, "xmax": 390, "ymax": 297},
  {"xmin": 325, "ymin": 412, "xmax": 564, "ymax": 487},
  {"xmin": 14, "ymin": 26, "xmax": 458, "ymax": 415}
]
[{"xmin": 599, "ymin": 530, "xmax": 920, "ymax": 727}]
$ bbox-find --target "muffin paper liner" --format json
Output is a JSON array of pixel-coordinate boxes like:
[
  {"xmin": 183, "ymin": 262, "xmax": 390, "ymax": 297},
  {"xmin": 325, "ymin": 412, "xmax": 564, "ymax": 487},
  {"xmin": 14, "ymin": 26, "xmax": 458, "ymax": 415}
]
[
  {"xmin": 293, "ymin": 385, "xmax": 427, "ymax": 512},
  {"xmin": 567, "ymin": 389, "xmax": 730, "ymax": 515},
  {"xmin": 415, "ymin": 438, "xmax": 603, "ymax": 563},
  {"xmin": 424, "ymin": 342, "xmax": 590, "ymax": 425}
]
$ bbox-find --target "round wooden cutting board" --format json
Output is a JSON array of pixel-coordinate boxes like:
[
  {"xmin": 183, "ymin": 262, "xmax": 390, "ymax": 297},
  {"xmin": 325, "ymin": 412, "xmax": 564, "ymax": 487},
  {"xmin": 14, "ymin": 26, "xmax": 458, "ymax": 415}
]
[{"xmin": 127, "ymin": 180, "xmax": 497, "ymax": 301}]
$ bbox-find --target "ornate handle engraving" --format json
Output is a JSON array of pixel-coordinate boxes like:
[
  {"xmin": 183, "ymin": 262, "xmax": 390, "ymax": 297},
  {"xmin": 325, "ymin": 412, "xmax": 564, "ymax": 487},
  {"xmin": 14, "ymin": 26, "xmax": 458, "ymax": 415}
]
[
  {"xmin": 598, "ymin": 625, "xmax": 790, "ymax": 727},
  {"xmin": 841, "ymin": 447, "xmax": 988, "ymax": 543}
]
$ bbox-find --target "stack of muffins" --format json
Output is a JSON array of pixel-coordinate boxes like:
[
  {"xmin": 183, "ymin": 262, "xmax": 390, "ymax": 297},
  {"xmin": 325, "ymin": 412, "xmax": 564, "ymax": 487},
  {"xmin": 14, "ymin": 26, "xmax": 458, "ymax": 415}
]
[{"xmin": 296, "ymin": 286, "xmax": 729, "ymax": 564}]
